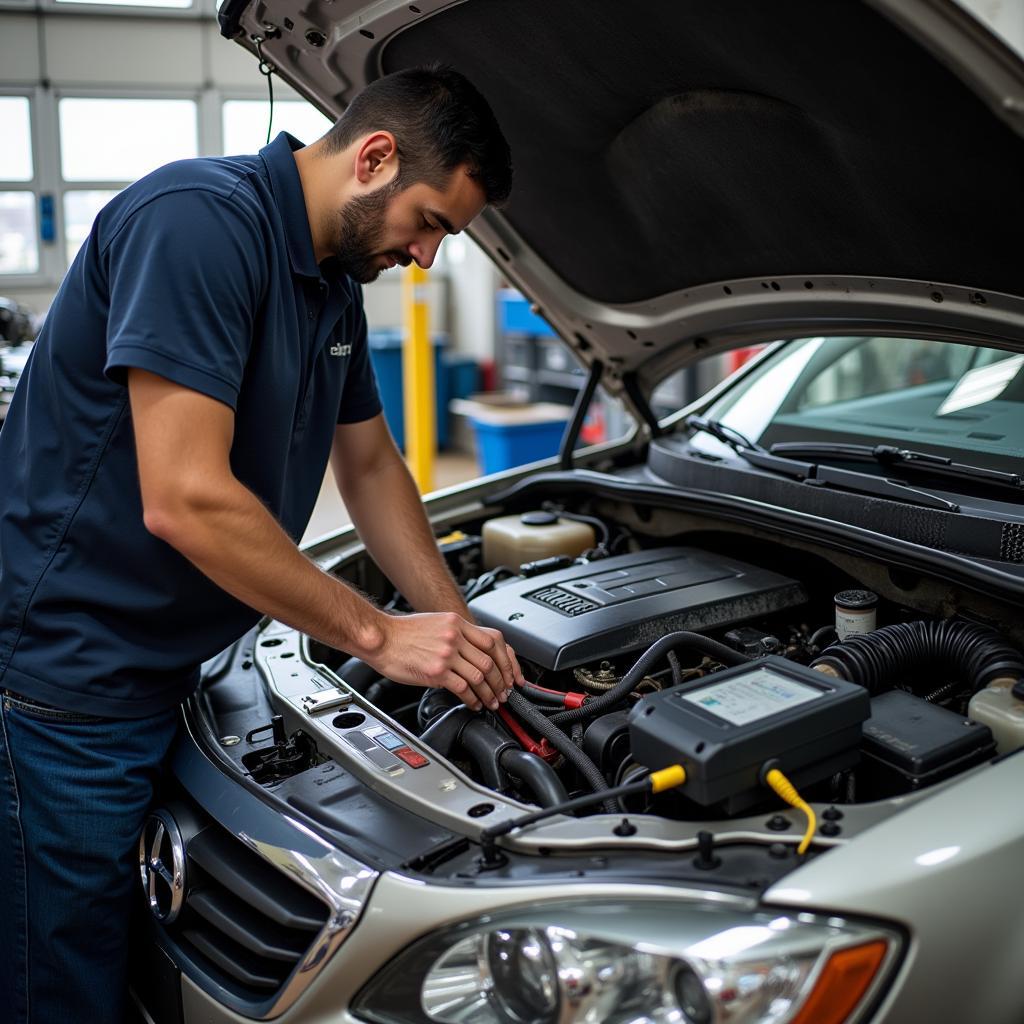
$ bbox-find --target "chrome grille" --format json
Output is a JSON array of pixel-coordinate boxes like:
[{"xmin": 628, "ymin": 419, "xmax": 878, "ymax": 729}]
[{"xmin": 175, "ymin": 825, "xmax": 329, "ymax": 997}]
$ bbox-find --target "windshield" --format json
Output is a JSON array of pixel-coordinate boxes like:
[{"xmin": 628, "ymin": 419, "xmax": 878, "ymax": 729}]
[{"xmin": 694, "ymin": 336, "xmax": 1024, "ymax": 475}]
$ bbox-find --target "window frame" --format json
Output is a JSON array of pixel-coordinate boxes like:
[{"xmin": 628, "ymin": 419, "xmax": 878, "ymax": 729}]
[
  {"xmin": 0, "ymin": 71, "xmax": 328, "ymax": 289},
  {"xmin": 56, "ymin": 86, "xmax": 203, "ymax": 272},
  {"xmin": 0, "ymin": 87, "xmax": 55, "ymax": 287},
  {"xmin": 0, "ymin": 0, "xmax": 218, "ymax": 20},
  {"xmin": 218, "ymin": 90, "xmax": 337, "ymax": 155}
]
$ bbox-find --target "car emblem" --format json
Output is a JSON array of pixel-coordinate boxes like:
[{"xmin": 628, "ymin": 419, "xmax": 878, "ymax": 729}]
[{"xmin": 139, "ymin": 810, "xmax": 186, "ymax": 924}]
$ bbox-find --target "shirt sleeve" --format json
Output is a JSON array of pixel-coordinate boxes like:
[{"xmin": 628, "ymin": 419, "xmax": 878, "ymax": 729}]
[
  {"xmin": 337, "ymin": 283, "xmax": 384, "ymax": 424},
  {"xmin": 103, "ymin": 188, "xmax": 266, "ymax": 410}
]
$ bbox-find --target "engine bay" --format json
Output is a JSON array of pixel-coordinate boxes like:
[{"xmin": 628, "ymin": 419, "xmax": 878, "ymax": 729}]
[
  {"xmin": 207, "ymin": 495, "xmax": 1024, "ymax": 866},
  {"xmin": 280, "ymin": 497, "xmax": 1024, "ymax": 847}
]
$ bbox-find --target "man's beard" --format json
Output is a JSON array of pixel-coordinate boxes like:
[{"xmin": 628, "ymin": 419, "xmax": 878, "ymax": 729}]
[{"xmin": 328, "ymin": 181, "xmax": 408, "ymax": 284}]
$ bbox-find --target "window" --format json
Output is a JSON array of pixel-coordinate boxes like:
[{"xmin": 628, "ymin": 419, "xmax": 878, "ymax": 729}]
[
  {"xmin": 0, "ymin": 98, "xmax": 33, "ymax": 181},
  {"xmin": 0, "ymin": 96, "xmax": 37, "ymax": 275},
  {"xmin": 59, "ymin": 98, "xmax": 198, "ymax": 182},
  {"xmin": 63, "ymin": 190, "xmax": 119, "ymax": 266},
  {"xmin": 0, "ymin": 193, "xmax": 38, "ymax": 275},
  {"xmin": 222, "ymin": 100, "xmax": 334, "ymax": 155},
  {"xmin": 700, "ymin": 336, "xmax": 1024, "ymax": 474},
  {"xmin": 54, "ymin": 0, "xmax": 193, "ymax": 7},
  {"xmin": 58, "ymin": 97, "xmax": 198, "ymax": 265}
]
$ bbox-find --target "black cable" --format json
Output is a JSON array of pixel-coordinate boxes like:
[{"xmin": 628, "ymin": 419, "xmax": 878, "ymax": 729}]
[
  {"xmin": 667, "ymin": 649, "xmax": 684, "ymax": 688},
  {"xmin": 541, "ymin": 503, "xmax": 610, "ymax": 549},
  {"xmin": 550, "ymin": 631, "xmax": 750, "ymax": 726},
  {"xmin": 481, "ymin": 772, "xmax": 652, "ymax": 842},
  {"xmin": 464, "ymin": 565, "xmax": 516, "ymax": 602},
  {"xmin": 254, "ymin": 37, "xmax": 275, "ymax": 145},
  {"xmin": 519, "ymin": 684, "xmax": 568, "ymax": 706},
  {"xmin": 505, "ymin": 690, "xmax": 619, "ymax": 813}
]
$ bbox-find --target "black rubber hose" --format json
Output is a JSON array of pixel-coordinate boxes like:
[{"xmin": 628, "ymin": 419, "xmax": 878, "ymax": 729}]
[
  {"xmin": 460, "ymin": 719, "xmax": 518, "ymax": 790},
  {"xmin": 549, "ymin": 632, "xmax": 750, "ymax": 727},
  {"xmin": 542, "ymin": 504, "xmax": 610, "ymax": 548},
  {"xmin": 338, "ymin": 657, "xmax": 385, "ymax": 694},
  {"xmin": 809, "ymin": 625, "xmax": 837, "ymax": 650},
  {"xmin": 417, "ymin": 689, "xmax": 459, "ymax": 730},
  {"xmin": 506, "ymin": 690, "xmax": 619, "ymax": 813},
  {"xmin": 419, "ymin": 705, "xmax": 473, "ymax": 757},
  {"xmin": 500, "ymin": 748, "xmax": 570, "ymax": 808},
  {"xmin": 812, "ymin": 619, "xmax": 1024, "ymax": 694},
  {"xmin": 520, "ymin": 684, "xmax": 569, "ymax": 706}
]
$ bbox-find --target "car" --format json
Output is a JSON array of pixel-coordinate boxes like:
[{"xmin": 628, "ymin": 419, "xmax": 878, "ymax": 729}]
[
  {"xmin": 130, "ymin": 2, "xmax": 1024, "ymax": 1023},
  {"xmin": 0, "ymin": 297, "xmax": 35, "ymax": 428}
]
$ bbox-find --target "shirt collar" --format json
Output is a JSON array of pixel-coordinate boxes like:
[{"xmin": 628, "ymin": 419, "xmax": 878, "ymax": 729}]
[{"xmin": 260, "ymin": 132, "xmax": 321, "ymax": 279}]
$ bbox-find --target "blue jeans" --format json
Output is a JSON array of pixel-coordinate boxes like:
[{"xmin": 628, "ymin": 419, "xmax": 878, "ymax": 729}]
[{"xmin": 0, "ymin": 689, "xmax": 180, "ymax": 1024}]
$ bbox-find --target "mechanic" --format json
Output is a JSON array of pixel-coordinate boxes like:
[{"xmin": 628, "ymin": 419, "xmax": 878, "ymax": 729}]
[{"xmin": 0, "ymin": 65, "xmax": 515, "ymax": 1024}]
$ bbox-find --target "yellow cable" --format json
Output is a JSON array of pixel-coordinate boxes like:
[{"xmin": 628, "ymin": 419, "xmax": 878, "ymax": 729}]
[
  {"xmin": 765, "ymin": 768, "xmax": 816, "ymax": 855},
  {"xmin": 649, "ymin": 764, "xmax": 686, "ymax": 793}
]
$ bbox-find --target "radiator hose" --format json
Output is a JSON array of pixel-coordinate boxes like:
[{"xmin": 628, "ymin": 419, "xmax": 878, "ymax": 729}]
[{"xmin": 812, "ymin": 619, "xmax": 1024, "ymax": 693}]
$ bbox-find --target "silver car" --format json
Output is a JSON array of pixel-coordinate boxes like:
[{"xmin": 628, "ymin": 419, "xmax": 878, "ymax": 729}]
[{"xmin": 131, "ymin": 2, "xmax": 1024, "ymax": 1023}]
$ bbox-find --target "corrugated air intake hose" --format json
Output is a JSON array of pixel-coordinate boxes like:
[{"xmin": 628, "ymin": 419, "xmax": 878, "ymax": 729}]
[{"xmin": 812, "ymin": 619, "xmax": 1024, "ymax": 694}]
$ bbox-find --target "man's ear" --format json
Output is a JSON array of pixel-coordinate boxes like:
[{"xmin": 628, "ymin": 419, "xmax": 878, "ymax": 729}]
[{"xmin": 354, "ymin": 131, "xmax": 398, "ymax": 186}]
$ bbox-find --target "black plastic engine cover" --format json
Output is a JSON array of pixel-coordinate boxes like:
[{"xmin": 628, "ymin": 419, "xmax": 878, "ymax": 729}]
[{"xmin": 469, "ymin": 547, "xmax": 806, "ymax": 670}]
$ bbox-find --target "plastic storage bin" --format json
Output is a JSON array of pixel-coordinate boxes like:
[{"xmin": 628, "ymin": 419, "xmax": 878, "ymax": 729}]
[
  {"xmin": 452, "ymin": 397, "xmax": 572, "ymax": 474},
  {"xmin": 498, "ymin": 289, "xmax": 557, "ymax": 337},
  {"xmin": 368, "ymin": 331, "xmax": 448, "ymax": 451}
]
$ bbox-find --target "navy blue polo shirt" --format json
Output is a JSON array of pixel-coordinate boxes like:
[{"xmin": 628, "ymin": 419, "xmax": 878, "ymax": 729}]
[{"xmin": 0, "ymin": 133, "xmax": 382, "ymax": 718}]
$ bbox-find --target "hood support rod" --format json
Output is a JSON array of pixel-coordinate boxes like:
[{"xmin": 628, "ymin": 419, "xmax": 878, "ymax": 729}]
[
  {"xmin": 559, "ymin": 359, "xmax": 604, "ymax": 469},
  {"xmin": 622, "ymin": 371, "xmax": 662, "ymax": 439}
]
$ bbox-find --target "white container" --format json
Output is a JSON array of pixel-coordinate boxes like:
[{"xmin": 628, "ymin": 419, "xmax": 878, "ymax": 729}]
[
  {"xmin": 482, "ymin": 511, "xmax": 596, "ymax": 570},
  {"xmin": 834, "ymin": 589, "xmax": 878, "ymax": 640},
  {"xmin": 968, "ymin": 678, "xmax": 1024, "ymax": 755}
]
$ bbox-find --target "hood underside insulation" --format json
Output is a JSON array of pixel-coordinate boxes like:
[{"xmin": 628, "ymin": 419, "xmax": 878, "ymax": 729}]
[{"xmin": 383, "ymin": 0, "xmax": 1024, "ymax": 303}]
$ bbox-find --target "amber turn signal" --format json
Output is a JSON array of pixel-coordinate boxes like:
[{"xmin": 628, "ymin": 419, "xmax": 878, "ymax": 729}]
[{"xmin": 789, "ymin": 939, "xmax": 889, "ymax": 1024}]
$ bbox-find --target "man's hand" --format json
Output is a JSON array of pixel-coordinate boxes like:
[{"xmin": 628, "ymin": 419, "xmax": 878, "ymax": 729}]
[{"xmin": 366, "ymin": 612, "xmax": 524, "ymax": 711}]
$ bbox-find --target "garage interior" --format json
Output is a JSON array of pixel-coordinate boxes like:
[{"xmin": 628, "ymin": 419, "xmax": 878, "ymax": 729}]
[{"xmin": 2, "ymin": 2, "xmax": 1024, "ymax": 1023}]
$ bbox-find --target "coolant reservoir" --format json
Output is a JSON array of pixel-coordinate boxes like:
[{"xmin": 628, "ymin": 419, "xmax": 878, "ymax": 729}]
[
  {"xmin": 482, "ymin": 511, "xmax": 596, "ymax": 570},
  {"xmin": 968, "ymin": 679, "xmax": 1024, "ymax": 755}
]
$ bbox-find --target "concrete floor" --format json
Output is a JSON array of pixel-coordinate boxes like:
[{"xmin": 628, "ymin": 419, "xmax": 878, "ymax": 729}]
[{"xmin": 300, "ymin": 449, "xmax": 480, "ymax": 545}]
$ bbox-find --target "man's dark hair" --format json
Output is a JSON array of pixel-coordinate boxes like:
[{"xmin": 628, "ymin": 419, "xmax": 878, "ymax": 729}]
[{"xmin": 322, "ymin": 64, "xmax": 512, "ymax": 205}]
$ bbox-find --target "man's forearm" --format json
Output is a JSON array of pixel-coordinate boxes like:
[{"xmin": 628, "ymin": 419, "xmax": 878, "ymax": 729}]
[
  {"xmin": 341, "ymin": 453, "xmax": 469, "ymax": 617},
  {"xmin": 130, "ymin": 372, "xmax": 517, "ymax": 710},
  {"xmin": 148, "ymin": 474, "xmax": 389, "ymax": 659}
]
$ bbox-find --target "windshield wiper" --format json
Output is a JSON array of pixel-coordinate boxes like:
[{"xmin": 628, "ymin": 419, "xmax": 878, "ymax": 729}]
[
  {"xmin": 685, "ymin": 416, "xmax": 960, "ymax": 512},
  {"xmin": 770, "ymin": 441, "xmax": 1023, "ymax": 494}
]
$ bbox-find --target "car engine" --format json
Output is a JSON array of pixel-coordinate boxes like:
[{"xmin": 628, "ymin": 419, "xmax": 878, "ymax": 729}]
[{"xmin": 301, "ymin": 505, "xmax": 1024, "ymax": 832}]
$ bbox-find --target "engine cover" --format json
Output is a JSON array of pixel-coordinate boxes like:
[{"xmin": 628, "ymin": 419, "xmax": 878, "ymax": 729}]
[{"xmin": 470, "ymin": 546, "xmax": 807, "ymax": 670}]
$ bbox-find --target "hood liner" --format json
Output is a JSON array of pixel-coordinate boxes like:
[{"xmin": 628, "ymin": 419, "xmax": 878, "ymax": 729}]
[{"xmin": 381, "ymin": 0, "xmax": 1024, "ymax": 305}]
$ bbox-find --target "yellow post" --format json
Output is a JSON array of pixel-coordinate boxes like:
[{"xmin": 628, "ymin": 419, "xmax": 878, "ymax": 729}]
[{"xmin": 402, "ymin": 263, "xmax": 435, "ymax": 493}]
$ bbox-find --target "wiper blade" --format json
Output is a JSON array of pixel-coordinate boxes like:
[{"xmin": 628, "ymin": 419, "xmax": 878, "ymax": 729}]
[
  {"xmin": 685, "ymin": 416, "xmax": 959, "ymax": 512},
  {"xmin": 685, "ymin": 416, "xmax": 814, "ymax": 479},
  {"xmin": 770, "ymin": 441, "xmax": 1023, "ymax": 493}
]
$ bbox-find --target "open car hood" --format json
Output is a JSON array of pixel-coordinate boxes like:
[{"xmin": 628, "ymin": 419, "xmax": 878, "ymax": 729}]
[{"xmin": 219, "ymin": 0, "xmax": 1024, "ymax": 409}]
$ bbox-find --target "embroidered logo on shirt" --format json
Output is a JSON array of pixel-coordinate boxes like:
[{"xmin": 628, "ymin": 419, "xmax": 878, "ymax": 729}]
[{"xmin": 330, "ymin": 343, "xmax": 352, "ymax": 357}]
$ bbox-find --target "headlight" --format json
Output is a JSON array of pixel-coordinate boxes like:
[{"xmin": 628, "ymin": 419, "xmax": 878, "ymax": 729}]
[{"xmin": 352, "ymin": 901, "xmax": 900, "ymax": 1024}]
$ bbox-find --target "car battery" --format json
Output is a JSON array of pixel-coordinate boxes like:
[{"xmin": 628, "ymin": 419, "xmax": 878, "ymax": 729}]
[
  {"xmin": 860, "ymin": 690, "xmax": 996, "ymax": 795},
  {"xmin": 628, "ymin": 656, "xmax": 870, "ymax": 813}
]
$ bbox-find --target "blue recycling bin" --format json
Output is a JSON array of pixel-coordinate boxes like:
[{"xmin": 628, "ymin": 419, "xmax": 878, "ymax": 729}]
[
  {"xmin": 367, "ymin": 331, "xmax": 449, "ymax": 451},
  {"xmin": 498, "ymin": 289, "xmax": 558, "ymax": 337},
  {"xmin": 452, "ymin": 398, "xmax": 572, "ymax": 474},
  {"xmin": 471, "ymin": 417, "xmax": 567, "ymax": 474}
]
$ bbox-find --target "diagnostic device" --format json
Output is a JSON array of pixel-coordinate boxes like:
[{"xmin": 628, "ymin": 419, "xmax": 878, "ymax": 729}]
[{"xmin": 629, "ymin": 656, "xmax": 870, "ymax": 813}]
